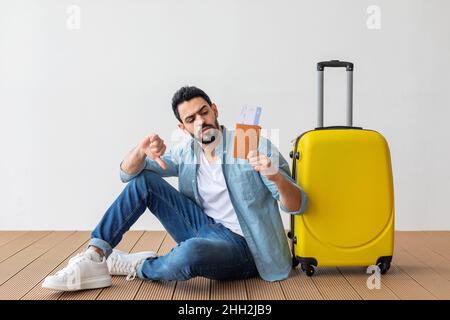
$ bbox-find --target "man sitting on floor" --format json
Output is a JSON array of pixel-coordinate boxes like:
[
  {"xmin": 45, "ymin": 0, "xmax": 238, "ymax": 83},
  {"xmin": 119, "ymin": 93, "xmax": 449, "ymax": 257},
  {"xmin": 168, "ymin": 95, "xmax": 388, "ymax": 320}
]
[{"xmin": 43, "ymin": 86, "xmax": 309, "ymax": 291}]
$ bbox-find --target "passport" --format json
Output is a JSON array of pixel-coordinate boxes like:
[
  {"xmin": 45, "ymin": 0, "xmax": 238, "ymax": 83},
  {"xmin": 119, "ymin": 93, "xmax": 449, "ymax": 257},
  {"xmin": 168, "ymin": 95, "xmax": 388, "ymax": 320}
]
[{"xmin": 233, "ymin": 106, "xmax": 262, "ymax": 159}]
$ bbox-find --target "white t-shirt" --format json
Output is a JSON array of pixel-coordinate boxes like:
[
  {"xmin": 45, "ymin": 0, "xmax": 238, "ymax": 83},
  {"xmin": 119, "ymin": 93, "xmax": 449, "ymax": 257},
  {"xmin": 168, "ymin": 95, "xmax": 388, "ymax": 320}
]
[{"xmin": 197, "ymin": 150, "xmax": 244, "ymax": 237}]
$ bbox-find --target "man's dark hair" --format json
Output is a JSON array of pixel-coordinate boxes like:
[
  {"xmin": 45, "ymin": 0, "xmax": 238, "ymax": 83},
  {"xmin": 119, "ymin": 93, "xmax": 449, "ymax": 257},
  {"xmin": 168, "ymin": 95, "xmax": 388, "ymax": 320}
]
[{"xmin": 171, "ymin": 86, "xmax": 212, "ymax": 122}]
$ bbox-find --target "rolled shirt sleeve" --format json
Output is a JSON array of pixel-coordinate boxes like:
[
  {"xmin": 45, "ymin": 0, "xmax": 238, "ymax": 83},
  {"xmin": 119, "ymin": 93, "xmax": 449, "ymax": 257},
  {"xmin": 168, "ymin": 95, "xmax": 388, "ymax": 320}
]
[{"xmin": 257, "ymin": 136, "xmax": 309, "ymax": 215}]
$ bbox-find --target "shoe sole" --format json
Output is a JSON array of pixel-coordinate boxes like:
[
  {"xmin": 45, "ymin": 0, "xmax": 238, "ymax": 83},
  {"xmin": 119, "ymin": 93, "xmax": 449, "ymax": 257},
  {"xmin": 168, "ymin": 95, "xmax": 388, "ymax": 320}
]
[{"xmin": 42, "ymin": 276, "xmax": 112, "ymax": 291}]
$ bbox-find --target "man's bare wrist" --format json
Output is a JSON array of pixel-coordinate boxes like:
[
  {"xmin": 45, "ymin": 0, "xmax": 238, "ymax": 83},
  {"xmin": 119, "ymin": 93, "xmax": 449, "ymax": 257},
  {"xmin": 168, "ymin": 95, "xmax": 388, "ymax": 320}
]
[
  {"xmin": 268, "ymin": 171, "xmax": 283, "ymax": 183},
  {"xmin": 137, "ymin": 146, "xmax": 147, "ymax": 159}
]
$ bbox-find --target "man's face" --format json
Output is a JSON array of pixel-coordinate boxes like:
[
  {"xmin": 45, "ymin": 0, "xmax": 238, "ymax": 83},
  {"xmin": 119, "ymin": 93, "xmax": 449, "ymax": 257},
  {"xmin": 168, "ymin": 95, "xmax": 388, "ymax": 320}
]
[{"xmin": 177, "ymin": 97, "xmax": 220, "ymax": 145}]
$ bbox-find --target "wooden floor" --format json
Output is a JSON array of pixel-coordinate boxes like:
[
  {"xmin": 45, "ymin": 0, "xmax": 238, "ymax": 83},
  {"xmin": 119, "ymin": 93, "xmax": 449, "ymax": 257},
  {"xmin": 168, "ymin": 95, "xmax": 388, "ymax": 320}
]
[{"xmin": 0, "ymin": 231, "xmax": 449, "ymax": 300}]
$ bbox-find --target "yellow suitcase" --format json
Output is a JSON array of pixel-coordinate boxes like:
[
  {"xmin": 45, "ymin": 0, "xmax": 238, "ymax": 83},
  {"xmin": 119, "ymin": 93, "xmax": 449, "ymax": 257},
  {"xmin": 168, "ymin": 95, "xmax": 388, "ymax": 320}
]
[{"xmin": 288, "ymin": 61, "xmax": 394, "ymax": 277}]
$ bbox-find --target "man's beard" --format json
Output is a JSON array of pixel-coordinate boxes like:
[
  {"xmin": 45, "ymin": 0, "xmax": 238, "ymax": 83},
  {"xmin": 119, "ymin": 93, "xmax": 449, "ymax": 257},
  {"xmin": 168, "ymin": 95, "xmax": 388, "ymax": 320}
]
[{"xmin": 190, "ymin": 120, "xmax": 220, "ymax": 145}]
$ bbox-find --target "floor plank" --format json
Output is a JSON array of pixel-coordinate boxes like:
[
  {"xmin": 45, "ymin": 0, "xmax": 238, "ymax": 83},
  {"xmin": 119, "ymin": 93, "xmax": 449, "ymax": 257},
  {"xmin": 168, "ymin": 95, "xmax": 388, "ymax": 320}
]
[
  {"xmin": 279, "ymin": 269, "xmax": 323, "ymax": 300},
  {"xmin": 338, "ymin": 267, "xmax": 398, "ymax": 300},
  {"xmin": 58, "ymin": 231, "xmax": 144, "ymax": 300},
  {"xmin": 381, "ymin": 263, "xmax": 436, "ymax": 300},
  {"xmin": 392, "ymin": 245, "xmax": 450, "ymax": 299},
  {"xmin": 0, "ymin": 231, "xmax": 51, "ymax": 263},
  {"xmin": 245, "ymin": 277, "xmax": 285, "ymax": 300},
  {"xmin": 172, "ymin": 276, "xmax": 211, "ymax": 300},
  {"xmin": 210, "ymin": 279, "xmax": 248, "ymax": 300},
  {"xmin": 0, "ymin": 232, "xmax": 73, "ymax": 286},
  {"xmin": 0, "ymin": 232, "xmax": 90, "ymax": 300},
  {"xmin": 311, "ymin": 267, "xmax": 362, "ymax": 300},
  {"xmin": 396, "ymin": 232, "xmax": 450, "ymax": 281},
  {"xmin": 0, "ymin": 231, "xmax": 27, "ymax": 248},
  {"xmin": 419, "ymin": 231, "xmax": 450, "ymax": 261}
]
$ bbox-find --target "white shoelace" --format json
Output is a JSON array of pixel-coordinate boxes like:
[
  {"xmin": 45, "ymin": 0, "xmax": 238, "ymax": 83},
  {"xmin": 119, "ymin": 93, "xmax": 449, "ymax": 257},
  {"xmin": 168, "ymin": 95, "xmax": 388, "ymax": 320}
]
[
  {"xmin": 52, "ymin": 254, "xmax": 86, "ymax": 288},
  {"xmin": 56, "ymin": 250, "xmax": 99, "ymax": 279},
  {"xmin": 109, "ymin": 257, "xmax": 140, "ymax": 281}
]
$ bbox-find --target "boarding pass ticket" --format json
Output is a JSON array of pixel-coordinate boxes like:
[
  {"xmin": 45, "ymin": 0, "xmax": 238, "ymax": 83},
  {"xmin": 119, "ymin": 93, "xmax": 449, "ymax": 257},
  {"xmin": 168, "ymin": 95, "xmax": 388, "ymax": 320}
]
[{"xmin": 238, "ymin": 106, "xmax": 262, "ymax": 126}]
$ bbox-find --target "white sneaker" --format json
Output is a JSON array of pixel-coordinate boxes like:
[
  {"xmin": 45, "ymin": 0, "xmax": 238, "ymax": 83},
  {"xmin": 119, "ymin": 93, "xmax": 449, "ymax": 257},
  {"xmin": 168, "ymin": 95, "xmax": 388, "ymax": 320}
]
[
  {"xmin": 107, "ymin": 249, "xmax": 157, "ymax": 280},
  {"xmin": 42, "ymin": 250, "xmax": 112, "ymax": 291}
]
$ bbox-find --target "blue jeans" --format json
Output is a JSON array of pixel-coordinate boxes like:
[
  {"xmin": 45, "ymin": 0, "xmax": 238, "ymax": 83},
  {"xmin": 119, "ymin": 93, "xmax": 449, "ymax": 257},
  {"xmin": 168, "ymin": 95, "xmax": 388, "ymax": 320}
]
[{"xmin": 89, "ymin": 170, "xmax": 259, "ymax": 281}]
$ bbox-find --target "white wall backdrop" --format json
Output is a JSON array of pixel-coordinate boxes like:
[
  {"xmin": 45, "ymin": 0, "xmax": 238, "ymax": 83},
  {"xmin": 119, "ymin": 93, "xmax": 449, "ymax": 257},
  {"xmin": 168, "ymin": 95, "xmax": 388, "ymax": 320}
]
[{"xmin": 1, "ymin": 0, "xmax": 449, "ymax": 230}]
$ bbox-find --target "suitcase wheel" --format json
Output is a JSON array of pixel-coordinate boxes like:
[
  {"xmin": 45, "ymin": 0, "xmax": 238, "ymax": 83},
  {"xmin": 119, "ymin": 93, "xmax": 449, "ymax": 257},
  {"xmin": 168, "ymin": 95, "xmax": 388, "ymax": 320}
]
[
  {"xmin": 301, "ymin": 264, "xmax": 315, "ymax": 277},
  {"xmin": 378, "ymin": 262, "xmax": 391, "ymax": 275},
  {"xmin": 376, "ymin": 256, "xmax": 392, "ymax": 275},
  {"xmin": 292, "ymin": 257, "xmax": 299, "ymax": 268}
]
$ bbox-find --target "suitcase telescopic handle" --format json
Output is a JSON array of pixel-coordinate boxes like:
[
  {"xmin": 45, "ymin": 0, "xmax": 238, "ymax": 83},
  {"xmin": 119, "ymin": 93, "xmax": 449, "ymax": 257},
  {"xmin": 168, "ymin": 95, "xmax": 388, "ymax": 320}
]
[
  {"xmin": 317, "ymin": 60, "xmax": 354, "ymax": 71},
  {"xmin": 317, "ymin": 60, "xmax": 354, "ymax": 127}
]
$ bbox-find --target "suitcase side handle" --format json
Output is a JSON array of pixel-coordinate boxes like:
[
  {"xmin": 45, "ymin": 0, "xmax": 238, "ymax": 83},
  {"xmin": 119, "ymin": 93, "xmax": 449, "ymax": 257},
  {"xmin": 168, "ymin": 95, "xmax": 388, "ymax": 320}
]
[{"xmin": 317, "ymin": 60, "xmax": 354, "ymax": 127}]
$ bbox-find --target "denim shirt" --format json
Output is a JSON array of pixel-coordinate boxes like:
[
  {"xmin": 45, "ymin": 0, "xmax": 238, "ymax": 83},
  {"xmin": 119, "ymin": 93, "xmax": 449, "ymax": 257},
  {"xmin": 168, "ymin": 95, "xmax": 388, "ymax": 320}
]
[{"xmin": 120, "ymin": 125, "xmax": 309, "ymax": 282}]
